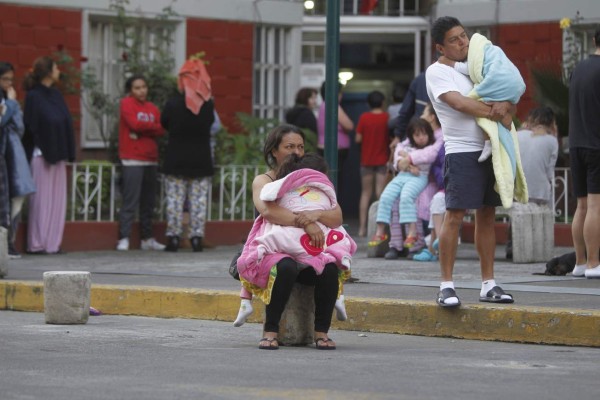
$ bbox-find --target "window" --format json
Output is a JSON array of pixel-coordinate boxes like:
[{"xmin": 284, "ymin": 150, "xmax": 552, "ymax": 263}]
[
  {"xmin": 253, "ymin": 25, "xmax": 293, "ymax": 121},
  {"xmin": 82, "ymin": 14, "xmax": 182, "ymax": 148}
]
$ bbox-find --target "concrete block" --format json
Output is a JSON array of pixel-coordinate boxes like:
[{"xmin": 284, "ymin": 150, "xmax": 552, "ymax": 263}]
[
  {"xmin": 277, "ymin": 283, "xmax": 315, "ymax": 346},
  {"xmin": 366, "ymin": 201, "xmax": 389, "ymax": 258},
  {"xmin": 0, "ymin": 227, "xmax": 8, "ymax": 278},
  {"xmin": 511, "ymin": 203, "xmax": 554, "ymax": 263},
  {"xmin": 43, "ymin": 271, "xmax": 91, "ymax": 324}
]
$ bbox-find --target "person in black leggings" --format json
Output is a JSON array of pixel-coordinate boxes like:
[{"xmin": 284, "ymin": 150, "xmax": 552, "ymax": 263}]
[{"xmin": 264, "ymin": 258, "xmax": 339, "ymax": 335}]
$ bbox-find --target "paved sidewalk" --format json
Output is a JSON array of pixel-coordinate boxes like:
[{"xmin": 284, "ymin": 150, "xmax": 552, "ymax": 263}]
[{"xmin": 1, "ymin": 237, "xmax": 599, "ymax": 347}]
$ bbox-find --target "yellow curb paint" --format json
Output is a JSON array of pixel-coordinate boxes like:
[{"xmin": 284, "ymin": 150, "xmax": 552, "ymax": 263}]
[
  {"xmin": 332, "ymin": 298, "xmax": 600, "ymax": 347},
  {"xmin": 2, "ymin": 281, "xmax": 599, "ymax": 347},
  {"xmin": 1, "ymin": 281, "xmax": 44, "ymax": 312}
]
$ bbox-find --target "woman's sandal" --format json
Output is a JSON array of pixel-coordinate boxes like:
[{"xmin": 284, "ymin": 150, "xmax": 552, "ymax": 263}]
[
  {"xmin": 413, "ymin": 249, "xmax": 438, "ymax": 262},
  {"xmin": 368, "ymin": 234, "xmax": 388, "ymax": 247},
  {"xmin": 258, "ymin": 337, "xmax": 279, "ymax": 350},
  {"xmin": 403, "ymin": 235, "xmax": 418, "ymax": 248},
  {"xmin": 315, "ymin": 337, "xmax": 336, "ymax": 350}
]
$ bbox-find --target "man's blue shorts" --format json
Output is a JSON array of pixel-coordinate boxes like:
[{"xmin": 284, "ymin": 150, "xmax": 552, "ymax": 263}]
[{"xmin": 444, "ymin": 151, "xmax": 501, "ymax": 210}]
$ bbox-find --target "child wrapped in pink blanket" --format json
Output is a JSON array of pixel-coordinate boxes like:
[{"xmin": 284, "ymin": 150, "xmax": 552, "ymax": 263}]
[
  {"xmin": 234, "ymin": 153, "xmax": 356, "ymax": 326},
  {"xmin": 238, "ymin": 168, "xmax": 356, "ymax": 286}
]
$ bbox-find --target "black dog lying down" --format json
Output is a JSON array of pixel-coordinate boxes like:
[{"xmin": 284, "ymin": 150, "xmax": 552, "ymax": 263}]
[{"xmin": 535, "ymin": 252, "xmax": 576, "ymax": 276}]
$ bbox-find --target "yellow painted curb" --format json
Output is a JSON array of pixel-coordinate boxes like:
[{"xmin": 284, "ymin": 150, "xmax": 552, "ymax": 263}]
[{"xmin": 2, "ymin": 281, "xmax": 599, "ymax": 347}]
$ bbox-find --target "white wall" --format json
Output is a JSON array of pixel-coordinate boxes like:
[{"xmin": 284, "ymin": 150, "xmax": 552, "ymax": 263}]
[
  {"xmin": 0, "ymin": 0, "xmax": 304, "ymax": 25},
  {"xmin": 436, "ymin": 0, "xmax": 600, "ymax": 26}
]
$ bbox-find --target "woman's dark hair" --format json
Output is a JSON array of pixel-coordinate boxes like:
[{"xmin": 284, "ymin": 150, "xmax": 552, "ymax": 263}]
[
  {"xmin": 263, "ymin": 124, "xmax": 306, "ymax": 169},
  {"xmin": 432, "ymin": 16, "xmax": 463, "ymax": 45},
  {"xmin": 320, "ymin": 80, "xmax": 343, "ymax": 101},
  {"xmin": 295, "ymin": 87, "xmax": 317, "ymax": 106},
  {"xmin": 367, "ymin": 90, "xmax": 385, "ymax": 109},
  {"xmin": 406, "ymin": 117, "xmax": 435, "ymax": 148},
  {"xmin": 527, "ymin": 107, "xmax": 556, "ymax": 127},
  {"xmin": 276, "ymin": 152, "xmax": 328, "ymax": 179},
  {"xmin": 23, "ymin": 56, "xmax": 55, "ymax": 91},
  {"xmin": 125, "ymin": 74, "xmax": 147, "ymax": 93},
  {"xmin": 0, "ymin": 61, "xmax": 14, "ymax": 99},
  {"xmin": 0, "ymin": 61, "xmax": 14, "ymax": 78}
]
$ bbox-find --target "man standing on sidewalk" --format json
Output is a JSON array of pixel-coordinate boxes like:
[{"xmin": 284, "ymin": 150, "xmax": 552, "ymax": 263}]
[
  {"xmin": 425, "ymin": 16, "xmax": 515, "ymax": 307},
  {"xmin": 568, "ymin": 27, "xmax": 600, "ymax": 279}
]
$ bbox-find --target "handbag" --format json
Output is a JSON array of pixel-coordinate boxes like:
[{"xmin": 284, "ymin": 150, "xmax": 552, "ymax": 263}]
[{"xmin": 228, "ymin": 249, "xmax": 242, "ymax": 280}]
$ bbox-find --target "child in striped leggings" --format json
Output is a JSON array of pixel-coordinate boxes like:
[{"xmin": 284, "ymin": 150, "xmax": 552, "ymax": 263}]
[{"xmin": 369, "ymin": 118, "xmax": 435, "ymax": 249}]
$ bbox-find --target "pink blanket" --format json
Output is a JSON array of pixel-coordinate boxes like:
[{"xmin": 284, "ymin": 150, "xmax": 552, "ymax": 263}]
[{"xmin": 237, "ymin": 169, "xmax": 357, "ymax": 288}]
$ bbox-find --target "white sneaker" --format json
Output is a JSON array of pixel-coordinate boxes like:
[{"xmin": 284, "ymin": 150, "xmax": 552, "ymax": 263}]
[
  {"xmin": 116, "ymin": 238, "xmax": 129, "ymax": 251},
  {"xmin": 572, "ymin": 264, "xmax": 587, "ymax": 277},
  {"xmin": 141, "ymin": 238, "xmax": 165, "ymax": 251},
  {"xmin": 584, "ymin": 265, "xmax": 600, "ymax": 279}
]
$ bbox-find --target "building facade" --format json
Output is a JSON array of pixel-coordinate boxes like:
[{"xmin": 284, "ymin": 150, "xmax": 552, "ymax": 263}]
[
  {"xmin": 434, "ymin": 0, "xmax": 600, "ymax": 121},
  {"xmin": 0, "ymin": 0, "xmax": 304, "ymax": 156}
]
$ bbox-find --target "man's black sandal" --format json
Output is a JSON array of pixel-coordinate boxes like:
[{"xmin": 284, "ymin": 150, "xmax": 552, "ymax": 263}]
[
  {"xmin": 479, "ymin": 286, "xmax": 514, "ymax": 303},
  {"xmin": 436, "ymin": 288, "xmax": 461, "ymax": 307}
]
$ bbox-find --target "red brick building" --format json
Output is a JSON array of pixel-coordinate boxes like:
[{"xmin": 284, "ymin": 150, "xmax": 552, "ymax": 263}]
[{"xmin": 0, "ymin": 0, "xmax": 304, "ymax": 157}]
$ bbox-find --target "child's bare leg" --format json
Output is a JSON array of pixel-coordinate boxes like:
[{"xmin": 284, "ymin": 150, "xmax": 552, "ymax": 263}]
[{"xmin": 358, "ymin": 171, "xmax": 374, "ymax": 237}]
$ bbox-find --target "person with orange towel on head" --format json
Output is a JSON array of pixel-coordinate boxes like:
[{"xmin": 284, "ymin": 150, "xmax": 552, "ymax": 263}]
[{"xmin": 161, "ymin": 58, "xmax": 215, "ymax": 252}]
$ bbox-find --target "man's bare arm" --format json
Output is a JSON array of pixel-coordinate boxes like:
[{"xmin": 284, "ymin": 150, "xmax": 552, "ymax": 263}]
[{"xmin": 440, "ymin": 91, "xmax": 513, "ymax": 123}]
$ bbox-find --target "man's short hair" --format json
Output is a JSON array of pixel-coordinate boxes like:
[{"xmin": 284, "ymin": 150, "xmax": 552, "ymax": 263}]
[{"xmin": 432, "ymin": 16, "xmax": 463, "ymax": 45}]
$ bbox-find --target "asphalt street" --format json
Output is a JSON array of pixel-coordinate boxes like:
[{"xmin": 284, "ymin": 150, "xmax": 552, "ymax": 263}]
[{"xmin": 1, "ymin": 311, "xmax": 599, "ymax": 400}]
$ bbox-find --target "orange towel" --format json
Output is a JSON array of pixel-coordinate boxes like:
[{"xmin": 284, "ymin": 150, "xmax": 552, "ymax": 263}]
[{"xmin": 177, "ymin": 59, "xmax": 212, "ymax": 115}]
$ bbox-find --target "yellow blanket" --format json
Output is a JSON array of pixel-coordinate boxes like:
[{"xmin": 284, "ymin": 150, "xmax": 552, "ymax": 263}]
[{"xmin": 467, "ymin": 33, "xmax": 528, "ymax": 208}]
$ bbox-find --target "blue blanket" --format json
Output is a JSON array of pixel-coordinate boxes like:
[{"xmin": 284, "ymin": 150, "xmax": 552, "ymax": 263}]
[{"xmin": 467, "ymin": 33, "xmax": 528, "ymax": 208}]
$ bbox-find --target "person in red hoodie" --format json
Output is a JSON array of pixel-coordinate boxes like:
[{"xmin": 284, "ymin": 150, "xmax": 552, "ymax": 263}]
[{"xmin": 116, "ymin": 75, "xmax": 166, "ymax": 251}]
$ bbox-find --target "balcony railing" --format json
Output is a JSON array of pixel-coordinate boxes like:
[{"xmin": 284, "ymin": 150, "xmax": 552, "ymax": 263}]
[
  {"xmin": 304, "ymin": 0, "xmax": 420, "ymax": 17},
  {"xmin": 65, "ymin": 162, "xmax": 573, "ymax": 223}
]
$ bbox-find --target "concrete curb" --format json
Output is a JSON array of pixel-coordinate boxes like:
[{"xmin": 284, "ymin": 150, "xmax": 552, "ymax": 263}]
[{"xmin": 2, "ymin": 280, "xmax": 599, "ymax": 347}]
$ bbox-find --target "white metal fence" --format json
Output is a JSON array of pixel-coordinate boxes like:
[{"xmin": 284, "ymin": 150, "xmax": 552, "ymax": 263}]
[
  {"xmin": 66, "ymin": 162, "xmax": 573, "ymax": 223},
  {"xmin": 67, "ymin": 163, "xmax": 267, "ymax": 223}
]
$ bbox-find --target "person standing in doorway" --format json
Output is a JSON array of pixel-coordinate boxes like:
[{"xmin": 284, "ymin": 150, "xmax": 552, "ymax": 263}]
[
  {"xmin": 568, "ymin": 27, "xmax": 600, "ymax": 278},
  {"xmin": 355, "ymin": 90, "xmax": 389, "ymax": 237}
]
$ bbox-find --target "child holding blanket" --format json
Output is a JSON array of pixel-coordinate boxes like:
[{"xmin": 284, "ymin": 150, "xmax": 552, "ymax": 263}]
[{"xmin": 234, "ymin": 153, "xmax": 356, "ymax": 327}]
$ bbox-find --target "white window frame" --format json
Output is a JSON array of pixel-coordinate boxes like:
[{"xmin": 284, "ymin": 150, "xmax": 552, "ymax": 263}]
[
  {"xmin": 253, "ymin": 25, "xmax": 296, "ymax": 121},
  {"xmin": 80, "ymin": 10, "xmax": 185, "ymax": 149}
]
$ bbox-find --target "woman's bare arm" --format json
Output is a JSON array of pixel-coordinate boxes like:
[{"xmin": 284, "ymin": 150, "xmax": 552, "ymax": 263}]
[
  {"xmin": 252, "ymin": 174, "xmax": 297, "ymax": 226},
  {"xmin": 294, "ymin": 204, "xmax": 343, "ymax": 229}
]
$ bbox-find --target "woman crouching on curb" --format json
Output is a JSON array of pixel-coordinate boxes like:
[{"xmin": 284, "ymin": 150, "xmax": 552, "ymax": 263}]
[{"xmin": 237, "ymin": 124, "xmax": 347, "ymax": 350}]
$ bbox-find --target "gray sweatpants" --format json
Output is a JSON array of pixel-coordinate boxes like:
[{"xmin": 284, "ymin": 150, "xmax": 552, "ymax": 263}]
[{"xmin": 118, "ymin": 165, "xmax": 158, "ymax": 240}]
